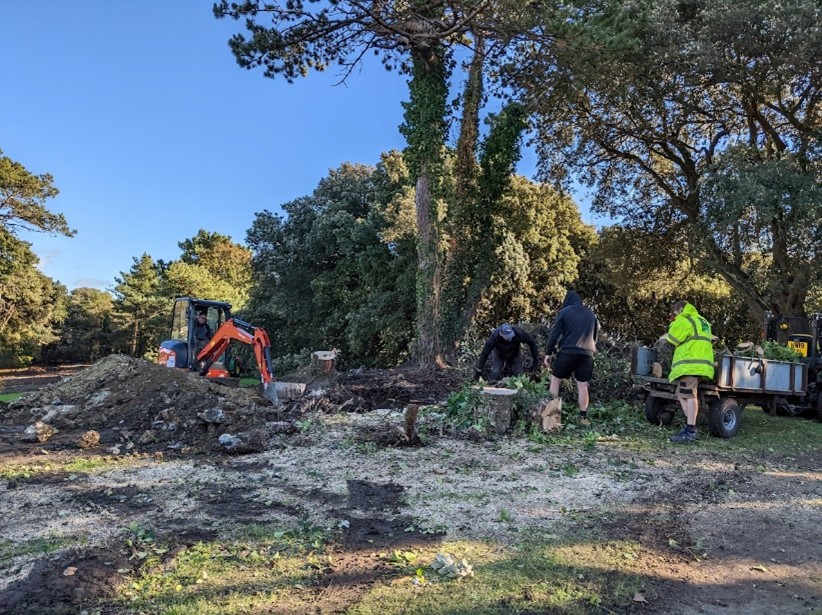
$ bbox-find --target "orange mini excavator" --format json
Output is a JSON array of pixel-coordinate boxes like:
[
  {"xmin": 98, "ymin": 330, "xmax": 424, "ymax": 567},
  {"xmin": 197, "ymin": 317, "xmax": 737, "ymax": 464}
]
[{"xmin": 157, "ymin": 296, "xmax": 278, "ymax": 403}]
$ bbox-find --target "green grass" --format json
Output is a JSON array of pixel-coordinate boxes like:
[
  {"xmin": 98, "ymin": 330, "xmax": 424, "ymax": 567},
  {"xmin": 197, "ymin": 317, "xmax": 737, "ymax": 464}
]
[
  {"xmin": 349, "ymin": 535, "xmax": 650, "ymax": 615},
  {"xmin": 535, "ymin": 400, "xmax": 822, "ymax": 457},
  {"xmin": 112, "ymin": 523, "xmax": 334, "ymax": 614},
  {"xmin": 0, "ymin": 535, "xmax": 84, "ymax": 563},
  {"xmin": 109, "ymin": 529, "xmax": 652, "ymax": 615},
  {"xmin": 698, "ymin": 406, "xmax": 822, "ymax": 455},
  {"xmin": 0, "ymin": 392, "xmax": 23, "ymax": 403},
  {"xmin": 0, "ymin": 455, "xmax": 134, "ymax": 480}
]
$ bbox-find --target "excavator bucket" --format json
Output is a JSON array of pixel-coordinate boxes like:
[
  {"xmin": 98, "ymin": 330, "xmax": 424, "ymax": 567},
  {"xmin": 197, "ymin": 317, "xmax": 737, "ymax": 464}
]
[{"xmin": 263, "ymin": 383, "xmax": 279, "ymax": 405}]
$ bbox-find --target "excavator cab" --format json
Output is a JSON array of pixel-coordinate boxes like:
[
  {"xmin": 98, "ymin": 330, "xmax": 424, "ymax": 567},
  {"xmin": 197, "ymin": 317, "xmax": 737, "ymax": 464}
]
[
  {"xmin": 158, "ymin": 297, "xmax": 232, "ymax": 372},
  {"xmin": 158, "ymin": 296, "xmax": 278, "ymax": 403}
]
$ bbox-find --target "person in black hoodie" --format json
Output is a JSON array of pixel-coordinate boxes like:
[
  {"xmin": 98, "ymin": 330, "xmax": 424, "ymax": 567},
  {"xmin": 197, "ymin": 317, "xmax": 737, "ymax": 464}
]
[
  {"xmin": 474, "ymin": 323, "xmax": 540, "ymax": 382},
  {"xmin": 542, "ymin": 291, "xmax": 598, "ymax": 425}
]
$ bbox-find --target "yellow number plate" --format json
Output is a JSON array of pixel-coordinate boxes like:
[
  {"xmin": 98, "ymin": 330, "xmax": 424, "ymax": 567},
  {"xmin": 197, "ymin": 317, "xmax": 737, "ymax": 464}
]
[{"xmin": 787, "ymin": 340, "xmax": 808, "ymax": 357}]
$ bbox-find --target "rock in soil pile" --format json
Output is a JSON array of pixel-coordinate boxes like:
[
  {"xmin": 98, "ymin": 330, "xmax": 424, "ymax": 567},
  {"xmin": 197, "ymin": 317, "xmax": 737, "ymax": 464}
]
[{"xmin": 0, "ymin": 355, "xmax": 280, "ymax": 453}]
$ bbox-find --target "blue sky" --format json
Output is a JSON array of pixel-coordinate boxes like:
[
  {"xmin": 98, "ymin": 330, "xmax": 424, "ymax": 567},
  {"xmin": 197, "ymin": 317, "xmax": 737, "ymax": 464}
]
[{"xmin": 1, "ymin": 2, "xmax": 594, "ymax": 292}]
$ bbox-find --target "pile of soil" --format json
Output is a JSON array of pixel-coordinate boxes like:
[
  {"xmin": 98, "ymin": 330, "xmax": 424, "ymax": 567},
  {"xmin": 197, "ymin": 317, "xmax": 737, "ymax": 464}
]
[
  {"xmin": 0, "ymin": 355, "xmax": 280, "ymax": 453},
  {"xmin": 0, "ymin": 356, "xmax": 467, "ymax": 455}
]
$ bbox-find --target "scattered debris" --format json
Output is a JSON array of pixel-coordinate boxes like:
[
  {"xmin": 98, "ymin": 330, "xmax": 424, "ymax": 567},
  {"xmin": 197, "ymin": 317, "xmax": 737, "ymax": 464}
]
[
  {"xmin": 20, "ymin": 421, "xmax": 56, "ymax": 443},
  {"xmin": 76, "ymin": 430, "xmax": 100, "ymax": 449},
  {"xmin": 430, "ymin": 553, "xmax": 474, "ymax": 579}
]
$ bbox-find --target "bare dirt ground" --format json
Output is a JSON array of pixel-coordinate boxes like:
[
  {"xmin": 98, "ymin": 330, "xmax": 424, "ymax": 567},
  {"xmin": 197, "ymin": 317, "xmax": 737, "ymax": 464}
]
[
  {"xmin": 0, "ymin": 365, "xmax": 89, "ymax": 394},
  {"xmin": 0, "ymin": 357, "xmax": 819, "ymax": 614}
]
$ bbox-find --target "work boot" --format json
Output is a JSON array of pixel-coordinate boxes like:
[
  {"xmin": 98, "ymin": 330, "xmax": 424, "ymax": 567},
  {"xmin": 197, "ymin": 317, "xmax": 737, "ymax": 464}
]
[
  {"xmin": 578, "ymin": 416, "xmax": 590, "ymax": 427},
  {"xmin": 669, "ymin": 427, "xmax": 697, "ymax": 444}
]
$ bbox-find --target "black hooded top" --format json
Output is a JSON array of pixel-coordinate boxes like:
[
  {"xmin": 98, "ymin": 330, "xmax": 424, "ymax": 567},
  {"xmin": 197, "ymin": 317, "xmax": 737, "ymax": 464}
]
[
  {"xmin": 544, "ymin": 291, "xmax": 598, "ymax": 356},
  {"xmin": 476, "ymin": 324, "xmax": 539, "ymax": 369}
]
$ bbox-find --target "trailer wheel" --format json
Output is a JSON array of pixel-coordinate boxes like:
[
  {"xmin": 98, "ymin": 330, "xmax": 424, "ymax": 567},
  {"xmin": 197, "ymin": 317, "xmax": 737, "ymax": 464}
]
[
  {"xmin": 708, "ymin": 398, "xmax": 741, "ymax": 438},
  {"xmin": 645, "ymin": 395, "xmax": 674, "ymax": 426}
]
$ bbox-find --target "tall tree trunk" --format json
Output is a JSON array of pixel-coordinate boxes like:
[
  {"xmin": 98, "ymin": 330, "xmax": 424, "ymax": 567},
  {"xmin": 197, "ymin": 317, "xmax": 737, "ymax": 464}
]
[
  {"xmin": 414, "ymin": 172, "xmax": 442, "ymax": 367},
  {"xmin": 439, "ymin": 37, "xmax": 486, "ymax": 363},
  {"xmin": 401, "ymin": 47, "xmax": 450, "ymax": 367},
  {"xmin": 130, "ymin": 320, "xmax": 139, "ymax": 357}
]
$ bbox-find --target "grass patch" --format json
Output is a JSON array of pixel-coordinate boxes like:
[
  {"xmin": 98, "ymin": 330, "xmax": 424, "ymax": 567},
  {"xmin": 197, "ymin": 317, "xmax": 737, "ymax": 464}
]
[
  {"xmin": 694, "ymin": 407, "xmax": 822, "ymax": 455},
  {"xmin": 0, "ymin": 392, "xmax": 23, "ymax": 403},
  {"xmin": 349, "ymin": 534, "xmax": 649, "ymax": 614},
  {"xmin": 0, "ymin": 455, "xmax": 136, "ymax": 480},
  {"xmin": 239, "ymin": 377, "xmax": 261, "ymax": 388},
  {"xmin": 0, "ymin": 535, "xmax": 84, "ymax": 563},
  {"xmin": 113, "ymin": 523, "xmax": 334, "ymax": 614}
]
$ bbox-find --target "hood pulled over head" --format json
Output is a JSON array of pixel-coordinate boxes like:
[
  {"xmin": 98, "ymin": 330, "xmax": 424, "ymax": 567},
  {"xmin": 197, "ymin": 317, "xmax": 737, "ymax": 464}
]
[{"xmin": 561, "ymin": 290, "xmax": 582, "ymax": 309}]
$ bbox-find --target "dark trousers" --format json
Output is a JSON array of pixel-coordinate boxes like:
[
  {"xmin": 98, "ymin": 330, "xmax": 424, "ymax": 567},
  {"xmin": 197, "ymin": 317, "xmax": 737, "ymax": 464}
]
[{"xmin": 490, "ymin": 350, "xmax": 523, "ymax": 381}]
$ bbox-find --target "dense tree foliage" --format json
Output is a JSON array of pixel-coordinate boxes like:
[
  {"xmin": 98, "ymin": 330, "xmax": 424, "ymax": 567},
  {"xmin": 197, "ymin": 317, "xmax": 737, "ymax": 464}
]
[
  {"xmin": 243, "ymin": 156, "xmax": 592, "ymax": 367},
  {"xmin": 502, "ymin": 0, "xmax": 822, "ymax": 321},
  {"xmin": 165, "ymin": 230, "xmax": 253, "ymax": 309},
  {"xmin": 112, "ymin": 254, "xmax": 169, "ymax": 359},
  {"xmin": 41, "ymin": 288, "xmax": 115, "ymax": 364},
  {"xmin": 577, "ymin": 226, "xmax": 759, "ymax": 346},
  {"xmin": 0, "ymin": 150, "xmax": 73, "ymax": 367},
  {"xmin": 244, "ymin": 161, "xmax": 417, "ymax": 367}
]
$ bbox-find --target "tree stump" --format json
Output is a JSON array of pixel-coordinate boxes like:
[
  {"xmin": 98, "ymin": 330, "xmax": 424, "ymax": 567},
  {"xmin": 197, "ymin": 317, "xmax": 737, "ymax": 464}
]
[
  {"xmin": 306, "ymin": 350, "xmax": 339, "ymax": 391},
  {"xmin": 478, "ymin": 387, "xmax": 517, "ymax": 434},
  {"xmin": 404, "ymin": 403, "xmax": 420, "ymax": 443}
]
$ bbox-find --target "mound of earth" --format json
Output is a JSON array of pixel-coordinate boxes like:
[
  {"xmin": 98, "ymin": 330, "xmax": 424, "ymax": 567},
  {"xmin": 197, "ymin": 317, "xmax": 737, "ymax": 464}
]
[
  {"xmin": 0, "ymin": 355, "xmax": 281, "ymax": 454},
  {"xmin": 0, "ymin": 356, "xmax": 468, "ymax": 455}
]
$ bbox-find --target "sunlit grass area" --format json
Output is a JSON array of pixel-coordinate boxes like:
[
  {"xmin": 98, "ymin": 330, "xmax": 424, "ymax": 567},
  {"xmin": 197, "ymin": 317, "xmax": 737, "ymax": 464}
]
[
  {"xmin": 0, "ymin": 454, "xmax": 138, "ymax": 480},
  {"xmin": 340, "ymin": 536, "xmax": 648, "ymax": 615},
  {"xmin": 116, "ymin": 523, "xmax": 334, "ymax": 614},
  {"xmin": 113, "ymin": 527, "xmax": 655, "ymax": 615},
  {"xmin": 537, "ymin": 400, "xmax": 822, "ymax": 458},
  {"xmin": 0, "ymin": 392, "xmax": 23, "ymax": 403}
]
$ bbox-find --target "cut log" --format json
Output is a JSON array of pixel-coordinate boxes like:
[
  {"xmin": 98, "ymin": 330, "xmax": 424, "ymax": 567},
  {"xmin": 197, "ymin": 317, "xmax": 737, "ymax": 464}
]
[
  {"xmin": 535, "ymin": 398, "xmax": 562, "ymax": 433},
  {"xmin": 479, "ymin": 386, "xmax": 517, "ymax": 434}
]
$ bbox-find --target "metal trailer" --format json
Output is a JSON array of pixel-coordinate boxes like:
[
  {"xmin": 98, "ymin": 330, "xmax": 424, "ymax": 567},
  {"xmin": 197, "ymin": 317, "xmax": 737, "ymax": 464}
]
[{"xmin": 630, "ymin": 346, "xmax": 812, "ymax": 438}]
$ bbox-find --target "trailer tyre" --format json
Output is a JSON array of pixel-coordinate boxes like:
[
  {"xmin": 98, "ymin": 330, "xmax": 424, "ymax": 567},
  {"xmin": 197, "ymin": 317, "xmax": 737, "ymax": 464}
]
[
  {"xmin": 645, "ymin": 395, "xmax": 674, "ymax": 426},
  {"xmin": 708, "ymin": 398, "xmax": 741, "ymax": 438}
]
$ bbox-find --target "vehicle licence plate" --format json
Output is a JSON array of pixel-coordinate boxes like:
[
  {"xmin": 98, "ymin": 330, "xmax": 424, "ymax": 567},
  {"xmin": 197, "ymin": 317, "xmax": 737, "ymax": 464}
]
[{"xmin": 787, "ymin": 340, "xmax": 808, "ymax": 357}]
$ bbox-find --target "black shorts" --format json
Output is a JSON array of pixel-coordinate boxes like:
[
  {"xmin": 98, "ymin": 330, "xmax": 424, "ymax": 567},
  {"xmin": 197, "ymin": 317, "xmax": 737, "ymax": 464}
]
[{"xmin": 551, "ymin": 352, "xmax": 594, "ymax": 382}]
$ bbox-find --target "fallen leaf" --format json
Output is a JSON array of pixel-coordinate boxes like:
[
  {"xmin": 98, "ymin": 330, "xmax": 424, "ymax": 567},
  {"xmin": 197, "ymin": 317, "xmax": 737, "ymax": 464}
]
[
  {"xmin": 751, "ymin": 565, "xmax": 769, "ymax": 573},
  {"xmin": 63, "ymin": 566, "xmax": 77, "ymax": 576},
  {"xmin": 633, "ymin": 592, "xmax": 647, "ymax": 603}
]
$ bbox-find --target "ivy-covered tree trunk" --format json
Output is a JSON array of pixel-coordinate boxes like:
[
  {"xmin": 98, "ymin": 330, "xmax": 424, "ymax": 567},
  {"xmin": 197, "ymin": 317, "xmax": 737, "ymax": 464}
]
[
  {"xmin": 401, "ymin": 47, "xmax": 450, "ymax": 368},
  {"xmin": 440, "ymin": 98, "xmax": 527, "ymax": 359},
  {"xmin": 439, "ymin": 38, "xmax": 484, "ymax": 362}
]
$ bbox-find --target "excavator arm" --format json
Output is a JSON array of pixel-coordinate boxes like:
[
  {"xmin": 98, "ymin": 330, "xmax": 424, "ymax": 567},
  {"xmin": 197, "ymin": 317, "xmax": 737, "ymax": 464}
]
[{"xmin": 196, "ymin": 318, "xmax": 277, "ymax": 402}]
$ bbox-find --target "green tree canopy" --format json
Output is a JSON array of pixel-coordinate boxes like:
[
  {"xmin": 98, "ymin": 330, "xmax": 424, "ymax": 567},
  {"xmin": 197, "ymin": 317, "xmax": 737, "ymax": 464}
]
[
  {"xmin": 0, "ymin": 151, "xmax": 73, "ymax": 366},
  {"xmin": 41, "ymin": 288, "xmax": 115, "ymax": 364},
  {"xmin": 165, "ymin": 230, "xmax": 253, "ymax": 309},
  {"xmin": 245, "ymin": 160, "xmax": 417, "ymax": 367},
  {"xmin": 112, "ymin": 254, "xmax": 168, "ymax": 358},
  {"xmin": 502, "ymin": 0, "xmax": 822, "ymax": 320},
  {"xmin": 0, "ymin": 149, "xmax": 73, "ymax": 237}
]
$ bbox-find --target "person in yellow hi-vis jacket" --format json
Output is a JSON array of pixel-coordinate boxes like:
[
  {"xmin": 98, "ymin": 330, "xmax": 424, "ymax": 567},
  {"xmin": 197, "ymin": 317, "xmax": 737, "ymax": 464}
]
[{"xmin": 658, "ymin": 300, "xmax": 715, "ymax": 443}]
